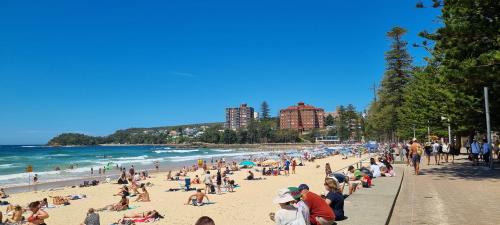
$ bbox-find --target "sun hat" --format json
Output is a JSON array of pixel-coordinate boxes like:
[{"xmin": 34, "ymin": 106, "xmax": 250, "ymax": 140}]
[
  {"xmin": 273, "ymin": 188, "xmax": 295, "ymax": 204},
  {"xmin": 297, "ymin": 184, "xmax": 309, "ymax": 192},
  {"xmin": 287, "ymin": 187, "xmax": 302, "ymax": 200}
]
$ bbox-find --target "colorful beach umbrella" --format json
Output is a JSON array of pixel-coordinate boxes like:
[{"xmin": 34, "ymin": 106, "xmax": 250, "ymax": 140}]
[{"xmin": 239, "ymin": 160, "xmax": 256, "ymax": 166}]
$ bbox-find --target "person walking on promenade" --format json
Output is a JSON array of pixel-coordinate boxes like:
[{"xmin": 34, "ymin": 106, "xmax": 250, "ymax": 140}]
[
  {"xmin": 432, "ymin": 141, "xmax": 440, "ymax": 165},
  {"xmin": 471, "ymin": 139, "xmax": 481, "ymax": 166},
  {"xmin": 482, "ymin": 139, "xmax": 491, "ymax": 165},
  {"xmin": 449, "ymin": 141, "xmax": 459, "ymax": 164},
  {"xmin": 424, "ymin": 142, "xmax": 432, "ymax": 165},
  {"xmin": 410, "ymin": 138, "xmax": 422, "ymax": 175},
  {"xmin": 442, "ymin": 141, "xmax": 450, "ymax": 163}
]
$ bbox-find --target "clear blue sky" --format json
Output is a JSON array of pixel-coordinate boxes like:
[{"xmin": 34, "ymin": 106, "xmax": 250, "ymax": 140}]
[{"xmin": 0, "ymin": 0, "xmax": 440, "ymax": 144}]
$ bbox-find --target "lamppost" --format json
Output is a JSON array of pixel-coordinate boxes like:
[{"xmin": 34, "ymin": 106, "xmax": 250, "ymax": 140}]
[
  {"xmin": 427, "ymin": 120, "xmax": 431, "ymax": 142},
  {"xmin": 441, "ymin": 116, "xmax": 451, "ymax": 144}
]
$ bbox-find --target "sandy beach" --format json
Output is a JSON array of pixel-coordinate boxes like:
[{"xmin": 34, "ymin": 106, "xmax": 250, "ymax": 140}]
[{"xmin": 1, "ymin": 154, "xmax": 366, "ymax": 225}]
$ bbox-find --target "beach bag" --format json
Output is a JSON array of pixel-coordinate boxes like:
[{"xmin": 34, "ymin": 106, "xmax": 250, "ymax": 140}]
[
  {"xmin": 210, "ymin": 184, "xmax": 216, "ymax": 193},
  {"xmin": 417, "ymin": 146, "xmax": 424, "ymax": 156}
]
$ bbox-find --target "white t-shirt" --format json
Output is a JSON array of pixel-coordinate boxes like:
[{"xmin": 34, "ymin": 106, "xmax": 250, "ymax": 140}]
[
  {"xmin": 275, "ymin": 205, "xmax": 306, "ymax": 225},
  {"xmin": 370, "ymin": 164, "xmax": 381, "ymax": 178},
  {"xmin": 442, "ymin": 144, "xmax": 449, "ymax": 153},
  {"xmin": 203, "ymin": 174, "xmax": 212, "ymax": 184},
  {"xmin": 432, "ymin": 143, "xmax": 439, "ymax": 153}
]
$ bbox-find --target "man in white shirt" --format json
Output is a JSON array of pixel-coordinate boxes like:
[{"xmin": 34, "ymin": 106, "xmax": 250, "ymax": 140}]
[{"xmin": 432, "ymin": 142, "xmax": 440, "ymax": 165}]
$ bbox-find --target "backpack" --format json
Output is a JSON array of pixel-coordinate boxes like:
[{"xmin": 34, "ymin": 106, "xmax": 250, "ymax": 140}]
[{"xmin": 416, "ymin": 145, "xmax": 424, "ymax": 156}]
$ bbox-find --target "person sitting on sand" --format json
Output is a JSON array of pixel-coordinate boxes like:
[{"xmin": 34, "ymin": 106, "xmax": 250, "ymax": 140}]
[
  {"xmin": 5, "ymin": 205, "xmax": 24, "ymax": 224},
  {"xmin": 117, "ymin": 173, "xmax": 128, "ymax": 184},
  {"xmin": 114, "ymin": 186, "xmax": 130, "ymax": 197},
  {"xmin": 40, "ymin": 198, "xmax": 49, "ymax": 208},
  {"xmin": 195, "ymin": 216, "xmax": 215, "ymax": 225},
  {"xmin": 192, "ymin": 175, "xmax": 201, "ymax": 184},
  {"xmin": 26, "ymin": 201, "xmax": 49, "ymax": 225},
  {"xmin": 135, "ymin": 187, "xmax": 150, "ymax": 202},
  {"xmin": 247, "ymin": 171, "xmax": 254, "ymax": 180},
  {"xmin": 81, "ymin": 208, "xmax": 100, "ymax": 225},
  {"xmin": 0, "ymin": 188, "xmax": 8, "ymax": 199},
  {"xmin": 98, "ymin": 196, "xmax": 129, "ymax": 212},
  {"xmin": 167, "ymin": 170, "xmax": 173, "ymax": 181},
  {"xmin": 186, "ymin": 189, "xmax": 210, "ymax": 206}
]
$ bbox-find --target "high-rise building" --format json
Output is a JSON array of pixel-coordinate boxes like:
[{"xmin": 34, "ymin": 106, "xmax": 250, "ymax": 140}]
[
  {"xmin": 279, "ymin": 102, "xmax": 325, "ymax": 131},
  {"xmin": 225, "ymin": 104, "xmax": 255, "ymax": 130}
]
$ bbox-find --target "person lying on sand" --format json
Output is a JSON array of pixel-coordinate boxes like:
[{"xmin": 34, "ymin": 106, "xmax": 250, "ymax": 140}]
[
  {"xmin": 123, "ymin": 210, "xmax": 163, "ymax": 219},
  {"xmin": 135, "ymin": 187, "xmax": 150, "ymax": 202},
  {"xmin": 114, "ymin": 210, "xmax": 164, "ymax": 224},
  {"xmin": 0, "ymin": 188, "xmax": 9, "ymax": 199},
  {"xmin": 50, "ymin": 196, "xmax": 70, "ymax": 205},
  {"xmin": 185, "ymin": 189, "xmax": 210, "ymax": 206}
]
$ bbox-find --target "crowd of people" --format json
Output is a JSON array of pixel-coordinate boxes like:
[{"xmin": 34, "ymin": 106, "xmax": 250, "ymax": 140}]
[
  {"xmin": 1, "ymin": 146, "xmax": 384, "ymax": 225},
  {"xmin": 270, "ymin": 151, "xmax": 395, "ymax": 225}
]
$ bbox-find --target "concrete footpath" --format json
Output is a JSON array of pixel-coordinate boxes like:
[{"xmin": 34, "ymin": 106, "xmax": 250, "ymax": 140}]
[
  {"xmin": 337, "ymin": 166, "xmax": 404, "ymax": 225},
  {"xmin": 389, "ymin": 157, "xmax": 500, "ymax": 225}
]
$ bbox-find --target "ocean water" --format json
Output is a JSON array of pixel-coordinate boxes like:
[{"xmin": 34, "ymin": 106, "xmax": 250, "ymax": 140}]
[{"xmin": 0, "ymin": 145, "xmax": 265, "ymax": 187}]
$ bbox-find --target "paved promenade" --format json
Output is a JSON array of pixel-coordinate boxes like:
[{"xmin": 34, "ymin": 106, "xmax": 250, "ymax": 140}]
[
  {"xmin": 389, "ymin": 157, "xmax": 500, "ymax": 225},
  {"xmin": 337, "ymin": 166, "xmax": 404, "ymax": 225}
]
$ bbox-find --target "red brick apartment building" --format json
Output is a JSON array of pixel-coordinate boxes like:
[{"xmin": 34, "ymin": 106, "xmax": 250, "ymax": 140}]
[{"xmin": 279, "ymin": 102, "xmax": 325, "ymax": 131}]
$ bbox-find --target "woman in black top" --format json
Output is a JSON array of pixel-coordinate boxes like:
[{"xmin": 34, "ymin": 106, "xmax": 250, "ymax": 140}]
[{"xmin": 324, "ymin": 178, "xmax": 345, "ymax": 221}]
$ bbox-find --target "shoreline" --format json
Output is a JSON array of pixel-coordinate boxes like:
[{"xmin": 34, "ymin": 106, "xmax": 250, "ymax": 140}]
[{"xmin": 55, "ymin": 142, "xmax": 326, "ymax": 149}]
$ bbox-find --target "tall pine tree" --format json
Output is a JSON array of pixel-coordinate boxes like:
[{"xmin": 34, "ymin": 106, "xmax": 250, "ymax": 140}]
[
  {"xmin": 260, "ymin": 101, "xmax": 270, "ymax": 120},
  {"xmin": 366, "ymin": 27, "xmax": 413, "ymax": 141}
]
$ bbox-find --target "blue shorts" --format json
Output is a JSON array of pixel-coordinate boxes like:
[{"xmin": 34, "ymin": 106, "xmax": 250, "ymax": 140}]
[{"xmin": 412, "ymin": 154, "xmax": 421, "ymax": 163}]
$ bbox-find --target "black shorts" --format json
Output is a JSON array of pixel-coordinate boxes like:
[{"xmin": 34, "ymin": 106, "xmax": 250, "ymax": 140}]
[{"xmin": 472, "ymin": 153, "xmax": 479, "ymax": 159}]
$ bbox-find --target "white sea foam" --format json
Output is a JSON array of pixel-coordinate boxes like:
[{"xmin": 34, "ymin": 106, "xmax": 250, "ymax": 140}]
[
  {"xmin": 211, "ymin": 149, "xmax": 234, "ymax": 152},
  {"xmin": 0, "ymin": 164, "xmax": 20, "ymax": 169},
  {"xmin": 0, "ymin": 170, "xmax": 61, "ymax": 181},
  {"xmin": 51, "ymin": 154, "xmax": 70, "ymax": 157},
  {"xmin": 153, "ymin": 149, "xmax": 199, "ymax": 154},
  {"xmin": 167, "ymin": 151, "xmax": 266, "ymax": 162}
]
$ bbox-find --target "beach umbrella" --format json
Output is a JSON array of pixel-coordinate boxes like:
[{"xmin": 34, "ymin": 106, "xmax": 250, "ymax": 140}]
[
  {"xmin": 239, "ymin": 160, "xmax": 256, "ymax": 166},
  {"xmin": 261, "ymin": 159, "xmax": 279, "ymax": 166}
]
